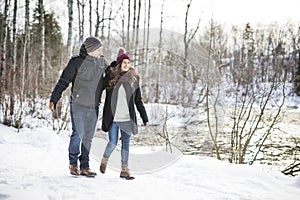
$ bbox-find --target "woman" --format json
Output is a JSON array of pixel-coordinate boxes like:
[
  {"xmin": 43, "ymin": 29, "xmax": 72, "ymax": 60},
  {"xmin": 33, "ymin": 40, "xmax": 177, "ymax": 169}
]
[{"xmin": 100, "ymin": 51, "xmax": 148, "ymax": 180}]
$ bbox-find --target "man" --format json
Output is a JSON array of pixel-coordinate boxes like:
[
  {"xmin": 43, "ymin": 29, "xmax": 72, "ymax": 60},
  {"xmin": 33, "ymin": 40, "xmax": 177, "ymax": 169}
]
[{"xmin": 49, "ymin": 36, "xmax": 108, "ymax": 177}]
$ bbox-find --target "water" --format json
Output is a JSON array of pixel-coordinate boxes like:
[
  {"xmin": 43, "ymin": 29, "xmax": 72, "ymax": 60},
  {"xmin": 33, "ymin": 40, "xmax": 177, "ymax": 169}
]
[{"xmin": 95, "ymin": 109, "xmax": 300, "ymax": 171}]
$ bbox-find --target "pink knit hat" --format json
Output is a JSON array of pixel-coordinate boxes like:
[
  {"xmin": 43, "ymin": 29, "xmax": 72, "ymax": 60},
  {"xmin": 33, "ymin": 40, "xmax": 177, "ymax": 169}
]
[{"xmin": 116, "ymin": 53, "xmax": 131, "ymax": 65}]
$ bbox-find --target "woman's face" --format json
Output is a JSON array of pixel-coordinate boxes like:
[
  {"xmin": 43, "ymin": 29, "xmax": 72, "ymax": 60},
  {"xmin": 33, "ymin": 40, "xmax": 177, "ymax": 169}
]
[{"xmin": 120, "ymin": 59, "xmax": 130, "ymax": 72}]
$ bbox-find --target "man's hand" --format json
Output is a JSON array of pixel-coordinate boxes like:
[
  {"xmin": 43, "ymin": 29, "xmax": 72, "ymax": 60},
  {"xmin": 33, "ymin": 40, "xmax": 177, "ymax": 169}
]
[{"xmin": 49, "ymin": 102, "xmax": 56, "ymax": 111}]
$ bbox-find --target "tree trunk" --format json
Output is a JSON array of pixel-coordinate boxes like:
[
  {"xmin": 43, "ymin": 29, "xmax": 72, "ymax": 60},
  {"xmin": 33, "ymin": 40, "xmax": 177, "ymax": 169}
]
[
  {"xmin": 107, "ymin": 1, "xmax": 113, "ymax": 50},
  {"xmin": 206, "ymin": 18, "xmax": 221, "ymax": 160},
  {"xmin": 101, "ymin": 0, "xmax": 106, "ymax": 38},
  {"xmin": 77, "ymin": 0, "xmax": 85, "ymax": 43},
  {"xmin": 134, "ymin": 0, "xmax": 141, "ymax": 65},
  {"xmin": 156, "ymin": 0, "xmax": 164, "ymax": 103},
  {"xmin": 95, "ymin": 0, "xmax": 99, "ymax": 37},
  {"xmin": 295, "ymin": 49, "xmax": 300, "ymax": 95},
  {"xmin": 126, "ymin": 0, "xmax": 131, "ymax": 50},
  {"xmin": 121, "ymin": 0, "xmax": 125, "ymax": 47},
  {"xmin": 0, "ymin": 0, "xmax": 9, "ymax": 107},
  {"xmin": 10, "ymin": 0, "xmax": 18, "ymax": 118},
  {"xmin": 145, "ymin": 0, "xmax": 151, "ymax": 101},
  {"xmin": 142, "ymin": 0, "xmax": 146, "ymax": 51},
  {"xmin": 17, "ymin": 0, "xmax": 30, "ymax": 130},
  {"xmin": 0, "ymin": 0, "xmax": 10, "ymax": 125},
  {"xmin": 183, "ymin": 0, "xmax": 200, "ymax": 104},
  {"xmin": 39, "ymin": 0, "xmax": 45, "ymax": 93},
  {"xmin": 67, "ymin": 0, "xmax": 73, "ymax": 57},
  {"xmin": 131, "ymin": 0, "xmax": 137, "ymax": 50},
  {"xmin": 89, "ymin": 0, "xmax": 92, "ymax": 36}
]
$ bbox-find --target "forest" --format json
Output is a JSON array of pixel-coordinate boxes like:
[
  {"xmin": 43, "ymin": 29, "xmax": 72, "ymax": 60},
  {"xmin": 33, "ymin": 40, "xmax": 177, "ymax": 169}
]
[{"xmin": 0, "ymin": 0, "xmax": 299, "ymax": 176}]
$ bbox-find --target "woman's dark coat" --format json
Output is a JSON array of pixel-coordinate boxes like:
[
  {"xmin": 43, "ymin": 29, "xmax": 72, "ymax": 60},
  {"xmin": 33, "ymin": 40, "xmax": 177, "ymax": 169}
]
[{"xmin": 101, "ymin": 69, "xmax": 148, "ymax": 134}]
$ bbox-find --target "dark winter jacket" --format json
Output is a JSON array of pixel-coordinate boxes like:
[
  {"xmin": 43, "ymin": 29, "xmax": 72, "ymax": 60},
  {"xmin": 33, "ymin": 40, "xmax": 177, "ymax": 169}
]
[
  {"xmin": 101, "ymin": 69, "xmax": 148, "ymax": 134},
  {"xmin": 50, "ymin": 45, "xmax": 108, "ymax": 108}
]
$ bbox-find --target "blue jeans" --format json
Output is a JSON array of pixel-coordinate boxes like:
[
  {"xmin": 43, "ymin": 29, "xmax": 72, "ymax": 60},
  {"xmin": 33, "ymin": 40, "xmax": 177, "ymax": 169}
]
[
  {"xmin": 103, "ymin": 122, "xmax": 131, "ymax": 164},
  {"xmin": 69, "ymin": 104, "xmax": 99, "ymax": 170}
]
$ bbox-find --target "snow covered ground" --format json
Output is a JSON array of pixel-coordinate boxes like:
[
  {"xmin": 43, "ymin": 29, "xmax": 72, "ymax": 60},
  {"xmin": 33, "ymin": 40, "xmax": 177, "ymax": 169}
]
[{"xmin": 0, "ymin": 124, "xmax": 300, "ymax": 200}]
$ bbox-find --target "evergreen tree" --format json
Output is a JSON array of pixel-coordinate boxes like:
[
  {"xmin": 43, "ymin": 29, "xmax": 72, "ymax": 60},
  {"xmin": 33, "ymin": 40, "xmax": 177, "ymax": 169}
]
[{"xmin": 31, "ymin": 7, "xmax": 64, "ymax": 97}]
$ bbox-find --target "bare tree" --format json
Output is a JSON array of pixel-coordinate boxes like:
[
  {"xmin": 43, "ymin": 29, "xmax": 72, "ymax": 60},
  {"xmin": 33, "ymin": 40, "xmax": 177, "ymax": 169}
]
[
  {"xmin": 67, "ymin": 0, "xmax": 73, "ymax": 57},
  {"xmin": 89, "ymin": 0, "xmax": 92, "ymax": 35},
  {"xmin": 77, "ymin": 0, "xmax": 86, "ymax": 43},
  {"xmin": 94, "ymin": 0, "xmax": 115, "ymax": 41},
  {"xmin": 142, "ymin": 0, "xmax": 147, "ymax": 52},
  {"xmin": 155, "ymin": 0, "xmax": 165, "ymax": 103},
  {"xmin": 131, "ymin": 0, "xmax": 137, "ymax": 49},
  {"xmin": 133, "ymin": 0, "xmax": 141, "ymax": 65},
  {"xmin": 10, "ymin": 0, "xmax": 18, "ymax": 118},
  {"xmin": 39, "ymin": 0, "xmax": 45, "ymax": 87},
  {"xmin": 199, "ymin": 22, "xmax": 292, "ymax": 164},
  {"xmin": 106, "ymin": 0, "xmax": 113, "ymax": 50},
  {"xmin": 95, "ymin": 0, "xmax": 100, "ymax": 37},
  {"xmin": 144, "ymin": 0, "xmax": 151, "ymax": 101},
  {"xmin": 182, "ymin": 0, "xmax": 200, "ymax": 104},
  {"xmin": 126, "ymin": 0, "xmax": 131, "ymax": 50},
  {"xmin": 0, "ymin": 0, "xmax": 10, "ymax": 125},
  {"xmin": 184, "ymin": 0, "xmax": 200, "ymax": 72},
  {"xmin": 293, "ymin": 27, "xmax": 300, "ymax": 95},
  {"xmin": 101, "ymin": 0, "xmax": 106, "ymax": 38},
  {"xmin": 224, "ymin": 25, "xmax": 289, "ymax": 164},
  {"xmin": 146, "ymin": 0, "xmax": 151, "ymax": 63},
  {"xmin": 205, "ymin": 18, "xmax": 222, "ymax": 160},
  {"xmin": 121, "ymin": 0, "xmax": 126, "ymax": 47}
]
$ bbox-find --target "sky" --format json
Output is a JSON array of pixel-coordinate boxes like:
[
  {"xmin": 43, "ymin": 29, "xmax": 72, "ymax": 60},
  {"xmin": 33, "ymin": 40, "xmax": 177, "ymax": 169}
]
[
  {"xmin": 200, "ymin": 0, "xmax": 300, "ymax": 24},
  {"xmin": 42, "ymin": 0, "xmax": 300, "ymax": 43},
  {"xmin": 0, "ymin": 123, "xmax": 300, "ymax": 200},
  {"xmin": 142, "ymin": 0, "xmax": 300, "ymax": 33}
]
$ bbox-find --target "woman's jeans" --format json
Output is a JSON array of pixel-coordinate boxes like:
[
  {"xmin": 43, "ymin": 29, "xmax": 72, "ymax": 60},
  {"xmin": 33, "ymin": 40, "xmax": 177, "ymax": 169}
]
[
  {"xmin": 103, "ymin": 122, "xmax": 131, "ymax": 165},
  {"xmin": 69, "ymin": 103, "xmax": 99, "ymax": 170}
]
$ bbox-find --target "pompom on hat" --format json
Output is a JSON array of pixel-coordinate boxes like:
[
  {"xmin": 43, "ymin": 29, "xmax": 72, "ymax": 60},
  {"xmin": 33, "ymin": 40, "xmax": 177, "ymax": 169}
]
[
  {"xmin": 116, "ymin": 53, "xmax": 131, "ymax": 65},
  {"xmin": 83, "ymin": 36, "xmax": 102, "ymax": 53}
]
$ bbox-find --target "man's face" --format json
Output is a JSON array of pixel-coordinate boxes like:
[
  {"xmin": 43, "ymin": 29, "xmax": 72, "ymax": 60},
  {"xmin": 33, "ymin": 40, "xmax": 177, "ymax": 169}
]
[{"xmin": 89, "ymin": 46, "xmax": 103, "ymax": 58}]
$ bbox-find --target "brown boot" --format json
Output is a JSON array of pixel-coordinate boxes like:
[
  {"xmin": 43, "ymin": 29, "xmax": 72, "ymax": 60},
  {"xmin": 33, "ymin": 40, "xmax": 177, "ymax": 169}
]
[
  {"xmin": 80, "ymin": 168, "xmax": 97, "ymax": 177},
  {"xmin": 69, "ymin": 165, "xmax": 80, "ymax": 176},
  {"xmin": 120, "ymin": 164, "xmax": 135, "ymax": 180},
  {"xmin": 100, "ymin": 157, "xmax": 108, "ymax": 174}
]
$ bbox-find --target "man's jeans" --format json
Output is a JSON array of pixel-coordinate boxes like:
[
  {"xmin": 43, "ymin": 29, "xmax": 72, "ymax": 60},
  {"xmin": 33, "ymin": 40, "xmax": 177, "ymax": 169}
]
[
  {"xmin": 103, "ymin": 122, "xmax": 131, "ymax": 165},
  {"xmin": 69, "ymin": 103, "xmax": 99, "ymax": 170}
]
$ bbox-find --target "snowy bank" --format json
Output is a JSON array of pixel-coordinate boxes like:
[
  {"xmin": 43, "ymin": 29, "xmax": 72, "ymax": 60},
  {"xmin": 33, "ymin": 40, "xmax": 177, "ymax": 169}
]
[{"xmin": 0, "ymin": 124, "xmax": 299, "ymax": 200}]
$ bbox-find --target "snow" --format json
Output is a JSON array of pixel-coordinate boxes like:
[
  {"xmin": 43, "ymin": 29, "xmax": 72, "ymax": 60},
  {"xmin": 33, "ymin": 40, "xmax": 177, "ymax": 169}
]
[{"xmin": 0, "ymin": 124, "xmax": 299, "ymax": 200}]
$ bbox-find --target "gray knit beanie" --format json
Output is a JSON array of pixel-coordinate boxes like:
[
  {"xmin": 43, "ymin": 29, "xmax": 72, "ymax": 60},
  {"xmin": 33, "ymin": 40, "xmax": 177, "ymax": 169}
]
[{"xmin": 83, "ymin": 36, "xmax": 102, "ymax": 53}]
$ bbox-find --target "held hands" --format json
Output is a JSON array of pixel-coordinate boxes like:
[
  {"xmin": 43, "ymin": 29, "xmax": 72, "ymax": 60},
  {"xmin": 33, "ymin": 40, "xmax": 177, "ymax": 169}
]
[{"xmin": 48, "ymin": 102, "xmax": 56, "ymax": 111}]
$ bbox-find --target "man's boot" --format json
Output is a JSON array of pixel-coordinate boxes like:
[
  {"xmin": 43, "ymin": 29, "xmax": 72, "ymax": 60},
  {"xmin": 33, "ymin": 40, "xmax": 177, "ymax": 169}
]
[
  {"xmin": 80, "ymin": 168, "xmax": 97, "ymax": 177},
  {"xmin": 69, "ymin": 165, "xmax": 80, "ymax": 176}
]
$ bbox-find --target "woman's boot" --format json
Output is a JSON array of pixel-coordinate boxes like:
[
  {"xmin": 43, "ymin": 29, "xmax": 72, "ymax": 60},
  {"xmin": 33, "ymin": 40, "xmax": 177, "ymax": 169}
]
[
  {"xmin": 120, "ymin": 164, "xmax": 135, "ymax": 180},
  {"xmin": 100, "ymin": 157, "xmax": 108, "ymax": 174}
]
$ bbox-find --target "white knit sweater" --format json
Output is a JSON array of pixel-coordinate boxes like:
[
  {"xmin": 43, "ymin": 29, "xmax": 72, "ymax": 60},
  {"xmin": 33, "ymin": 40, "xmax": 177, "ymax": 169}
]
[{"xmin": 114, "ymin": 85, "xmax": 130, "ymax": 122}]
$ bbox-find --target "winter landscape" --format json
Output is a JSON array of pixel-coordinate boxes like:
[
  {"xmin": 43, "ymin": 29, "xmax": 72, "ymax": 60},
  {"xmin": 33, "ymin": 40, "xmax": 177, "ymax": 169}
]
[
  {"xmin": 1, "ymin": 0, "xmax": 300, "ymax": 199},
  {"xmin": 1, "ymin": 100, "xmax": 300, "ymax": 199},
  {"xmin": 1, "ymin": 118, "xmax": 300, "ymax": 200}
]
